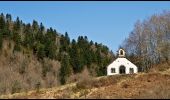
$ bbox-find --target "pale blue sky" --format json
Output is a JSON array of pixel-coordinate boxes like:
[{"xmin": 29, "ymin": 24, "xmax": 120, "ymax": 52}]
[{"xmin": 0, "ymin": 1, "xmax": 170, "ymax": 53}]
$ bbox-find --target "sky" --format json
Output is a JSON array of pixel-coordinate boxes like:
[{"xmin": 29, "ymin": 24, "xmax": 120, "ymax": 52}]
[{"xmin": 0, "ymin": 1, "xmax": 170, "ymax": 53}]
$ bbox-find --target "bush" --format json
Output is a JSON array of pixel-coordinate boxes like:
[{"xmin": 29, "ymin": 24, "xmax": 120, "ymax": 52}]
[
  {"xmin": 121, "ymin": 83, "xmax": 129, "ymax": 88},
  {"xmin": 136, "ymin": 85, "xmax": 170, "ymax": 99},
  {"xmin": 76, "ymin": 68, "xmax": 94, "ymax": 89},
  {"xmin": 0, "ymin": 33, "xmax": 3, "ymax": 50},
  {"xmin": 76, "ymin": 77, "xmax": 93, "ymax": 89},
  {"xmin": 13, "ymin": 43, "xmax": 21, "ymax": 52},
  {"xmin": 19, "ymin": 60, "xmax": 27, "ymax": 74},
  {"xmin": 42, "ymin": 60, "xmax": 52, "ymax": 77},
  {"xmin": 35, "ymin": 81, "xmax": 41, "ymax": 93},
  {"xmin": 0, "ymin": 84, "xmax": 6, "ymax": 94},
  {"xmin": 11, "ymin": 80, "xmax": 21, "ymax": 94}
]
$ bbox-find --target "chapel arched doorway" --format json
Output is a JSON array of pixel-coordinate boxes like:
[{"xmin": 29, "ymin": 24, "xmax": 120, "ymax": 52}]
[{"xmin": 119, "ymin": 65, "xmax": 126, "ymax": 74}]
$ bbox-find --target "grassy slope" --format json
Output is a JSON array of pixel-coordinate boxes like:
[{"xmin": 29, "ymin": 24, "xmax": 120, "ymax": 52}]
[{"xmin": 1, "ymin": 63, "xmax": 170, "ymax": 99}]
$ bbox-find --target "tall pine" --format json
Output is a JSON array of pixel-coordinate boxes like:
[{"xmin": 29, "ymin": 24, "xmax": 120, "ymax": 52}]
[{"xmin": 59, "ymin": 54, "xmax": 71, "ymax": 85}]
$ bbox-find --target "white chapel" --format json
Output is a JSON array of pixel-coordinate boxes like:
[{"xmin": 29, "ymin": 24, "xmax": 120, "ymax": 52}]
[{"xmin": 107, "ymin": 49, "xmax": 138, "ymax": 75}]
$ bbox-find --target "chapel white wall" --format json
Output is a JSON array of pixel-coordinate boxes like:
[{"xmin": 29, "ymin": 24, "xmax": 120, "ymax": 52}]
[{"xmin": 107, "ymin": 58, "xmax": 138, "ymax": 75}]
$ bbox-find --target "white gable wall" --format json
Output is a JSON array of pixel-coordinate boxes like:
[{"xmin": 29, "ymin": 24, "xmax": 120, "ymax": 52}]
[{"xmin": 107, "ymin": 58, "xmax": 138, "ymax": 75}]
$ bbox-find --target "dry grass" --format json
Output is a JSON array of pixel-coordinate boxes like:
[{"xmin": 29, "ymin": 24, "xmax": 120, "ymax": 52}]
[{"xmin": 1, "ymin": 71, "xmax": 170, "ymax": 99}]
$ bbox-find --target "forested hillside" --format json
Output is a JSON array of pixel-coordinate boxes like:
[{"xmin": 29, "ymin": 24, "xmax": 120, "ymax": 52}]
[
  {"xmin": 0, "ymin": 10, "xmax": 170, "ymax": 97},
  {"xmin": 0, "ymin": 13, "xmax": 114, "ymax": 95}
]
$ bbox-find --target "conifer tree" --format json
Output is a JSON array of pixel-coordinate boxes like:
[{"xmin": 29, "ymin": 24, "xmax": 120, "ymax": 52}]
[
  {"xmin": 60, "ymin": 54, "xmax": 71, "ymax": 85},
  {"xmin": 0, "ymin": 13, "xmax": 5, "ymax": 31},
  {"xmin": 24, "ymin": 23, "xmax": 33, "ymax": 48},
  {"xmin": 36, "ymin": 42, "xmax": 45, "ymax": 60},
  {"xmin": 13, "ymin": 17, "xmax": 22, "ymax": 51},
  {"xmin": 6, "ymin": 13, "xmax": 12, "ymax": 22}
]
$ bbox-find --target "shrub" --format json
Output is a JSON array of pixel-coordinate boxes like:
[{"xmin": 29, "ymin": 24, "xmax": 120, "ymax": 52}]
[
  {"xmin": 11, "ymin": 80, "xmax": 21, "ymax": 94},
  {"xmin": 76, "ymin": 68, "xmax": 94, "ymax": 89},
  {"xmin": 13, "ymin": 43, "xmax": 21, "ymax": 52},
  {"xmin": 19, "ymin": 60, "xmax": 27, "ymax": 74},
  {"xmin": 35, "ymin": 81, "xmax": 41, "ymax": 93},
  {"xmin": 121, "ymin": 83, "xmax": 129, "ymax": 88},
  {"xmin": 0, "ymin": 33, "xmax": 3, "ymax": 50}
]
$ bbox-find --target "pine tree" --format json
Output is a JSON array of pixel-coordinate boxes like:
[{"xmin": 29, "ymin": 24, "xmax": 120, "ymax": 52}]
[
  {"xmin": 36, "ymin": 23, "xmax": 44, "ymax": 44},
  {"xmin": 36, "ymin": 42, "xmax": 45, "ymax": 60},
  {"xmin": 44, "ymin": 28, "xmax": 57, "ymax": 59},
  {"xmin": 0, "ymin": 13, "xmax": 11, "ymax": 38},
  {"xmin": 13, "ymin": 17, "xmax": 22, "ymax": 52},
  {"xmin": 0, "ymin": 13, "xmax": 5, "ymax": 30},
  {"xmin": 6, "ymin": 13, "xmax": 12, "ymax": 22},
  {"xmin": 32, "ymin": 20, "xmax": 39, "ymax": 46},
  {"xmin": 3, "ymin": 20, "xmax": 11, "ymax": 38},
  {"xmin": 60, "ymin": 54, "xmax": 71, "ymax": 85},
  {"xmin": 32, "ymin": 20, "xmax": 39, "ymax": 33},
  {"xmin": 24, "ymin": 23, "xmax": 33, "ymax": 48},
  {"xmin": 75, "ymin": 48, "xmax": 84, "ymax": 73},
  {"xmin": 59, "ymin": 32, "xmax": 70, "ymax": 53},
  {"xmin": 13, "ymin": 17, "xmax": 21, "ymax": 31},
  {"xmin": 65, "ymin": 32, "xmax": 70, "ymax": 45},
  {"xmin": 90, "ymin": 40, "xmax": 94, "ymax": 46},
  {"xmin": 69, "ymin": 39, "xmax": 77, "ymax": 72},
  {"xmin": 96, "ymin": 48, "xmax": 101, "ymax": 65}
]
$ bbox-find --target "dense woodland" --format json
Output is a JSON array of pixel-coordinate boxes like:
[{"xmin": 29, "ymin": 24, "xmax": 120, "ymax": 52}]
[{"xmin": 0, "ymin": 13, "xmax": 114, "ymax": 94}]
